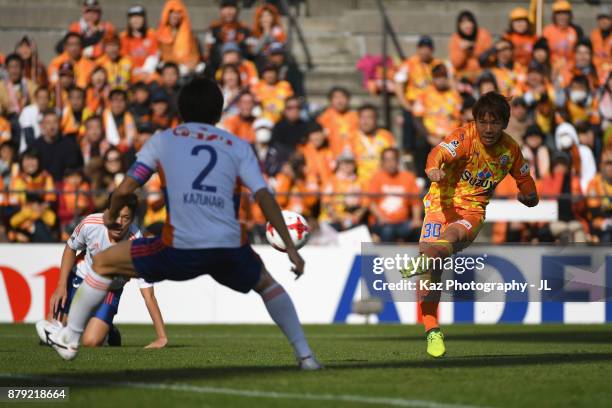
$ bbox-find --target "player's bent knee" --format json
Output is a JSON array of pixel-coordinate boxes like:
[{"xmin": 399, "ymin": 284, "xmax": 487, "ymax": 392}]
[
  {"xmin": 254, "ymin": 268, "xmax": 276, "ymax": 294},
  {"xmin": 81, "ymin": 335, "xmax": 104, "ymax": 348}
]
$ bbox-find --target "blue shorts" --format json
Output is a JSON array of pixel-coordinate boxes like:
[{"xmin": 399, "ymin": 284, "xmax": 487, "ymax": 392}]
[
  {"xmin": 56, "ymin": 271, "xmax": 122, "ymax": 326},
  {"xmin": 131, "ymin": 237, "xmax": 263, "ymax": 293}
]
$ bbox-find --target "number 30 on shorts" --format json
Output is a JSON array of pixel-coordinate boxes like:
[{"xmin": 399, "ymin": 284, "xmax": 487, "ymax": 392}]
[{"xmin": 422, "ymin": 222, "xmax": 441, "ymax": 238}]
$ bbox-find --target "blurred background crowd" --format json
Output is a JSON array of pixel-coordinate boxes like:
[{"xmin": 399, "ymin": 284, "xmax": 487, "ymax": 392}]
[{"xmin": 0, "ymin": 0, "xmax": 610, "ymax": 245}]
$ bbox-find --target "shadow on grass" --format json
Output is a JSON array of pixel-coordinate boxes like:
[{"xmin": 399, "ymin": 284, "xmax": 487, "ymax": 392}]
[
  {"xmin": 3, "ymin": 352, "xmax": 612, "ymax": 388},
  {"xmin": 363, "ymin": 329, "xmax": 612, "ymax": 344}
]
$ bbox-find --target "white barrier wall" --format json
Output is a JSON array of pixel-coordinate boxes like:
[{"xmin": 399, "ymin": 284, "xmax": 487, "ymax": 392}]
[{"xmin": 0, "ymin": 244, "xmax": 610, "ymax": 324}]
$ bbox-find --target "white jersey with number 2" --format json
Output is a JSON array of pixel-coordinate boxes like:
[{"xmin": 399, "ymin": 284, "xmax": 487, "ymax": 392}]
[{"xmin": 127, "ymin": 122, "xmax": 268, "ymax": 249}]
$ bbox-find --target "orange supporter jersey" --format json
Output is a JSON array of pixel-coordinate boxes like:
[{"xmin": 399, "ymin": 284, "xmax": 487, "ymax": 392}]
[
  {"xmin": 251, "ymin": 80, "xmax": 293, "ymax": 123},
  {"xmin": 412, "ymin": 85, "xmax": 462, "ymax": 139},
  {"xmin": 542, "ymin": 24, "xmax": 579, "ymax": 70},
  {"xmin": 69, "ymin": 21, "xmax": 115, "ymax": 60},
  {"xmin": 95, "ymin": 55, "xmax": 132, "ymax": 89},
  {"xmin": 424, "ymin": 121, "xmax": 536, "ymax": 214},
  {"xmin": 321, "ymin": 173, "xmax": 365, "ymax": 223},
  {"xmin": 317, "ymin": 108, "xmax": 359, "ymax": 157},
  {"xmin": 215, "ymin": 60, "xmax": 259, "ymax": 88},
  {"xmin": 448, "ymin": 28, "xmax": 493, "ymax": 81},
  {"xmin": 590, "ymin": 28, "xmax": 612, "ymax": 85},
  {"xmin": 394, "ymin": 55, "xmax": 442, "ymax": 102},
  {"xmin": 503, "ymin": 32, "xmax": 537, "ymax": 67},
  {"xmin": 368, "ymin": 169, "xmax": 420, "ymax": 223},
  {"xmin": 491, "ymin": 64, "xmax": 527, "ymax": 97},
  {"xmin": 48, "ymin": 53, "xmax": 95, "ymax": 88},
  {"xmin": 0, "ymin": 116, "xmax": 11, "ymax": 143},
  {"xmin": 8, "ymin": 171, "xmax": 56, "ymax": 206},
  {"xmin": 299, "ymin": 143, "xmax": 335, "ymax": 187},
  {"xmin": 222, "ymin": 114, "xmax": 255, "ymax": 144},
  {"xmin": 350, "ymin": 129, "xmax": 396, "ymax": 183},
  {"xmin": 120, "ymin": 29, "xmax": 158, "ymax": 68}
]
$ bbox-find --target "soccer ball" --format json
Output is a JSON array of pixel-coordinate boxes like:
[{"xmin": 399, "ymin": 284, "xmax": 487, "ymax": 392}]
[{"xmin": 266, "ymin": 211, "xmax": 310, "ymax": 251}]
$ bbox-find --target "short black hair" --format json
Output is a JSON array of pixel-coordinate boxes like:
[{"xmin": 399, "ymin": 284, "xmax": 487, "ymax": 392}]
[
  {"xmin": 327, "ymin": 86, "xmax": 351, "ymax": 100},
  {"xmin": 381, "ymin": 147, "xmax": 400, "ymax": 161},
  {"xmin": 41, "ymin": 109, "xmax": 58, "ymax": 119},
  {"xmin": 161, "ymin": 62, "xmax": 179, "ymax": 74},
  {"xmin": 84, "ymin": 115, "xmax": 103, "ymax": 126},
  {"xmin": 64, "ymin": 32, "xmax": 83, "ymax": 45},
  {"xmin": 67, "ymin": 86, "xmax": 86, "ymax": 98},
  {"xmin": 177, "ymin": 76, "xmax": 224, "ymax": 124},
  {"xmin": 5, "ymin": 53, "xmax": 24, "ymax": 68},
  {"xmin": 109, "ymin": 88, "xmax": 127, "ymax": 100},
  {"xmin": 358, "ymin": 103, "xmax": 378, "ymax": 116},
  {"xmin": 472, "ymin": 92, "xmax": 510, "ymax": 127},
  {"xmin": 105, "ymin": 192, "xmax": 139, "ymax": 215}
]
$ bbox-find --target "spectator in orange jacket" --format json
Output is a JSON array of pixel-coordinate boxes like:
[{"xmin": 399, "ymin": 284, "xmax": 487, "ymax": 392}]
[
  {"xmin": 317, "ymin": 87, "xmax": 359, "ymax": 158},
  {"xmin": 368, "ymin": 147, "xmax": 421, "ymax": 242},
  {"xmin": 215, "ymin": 42, "xmax": 259, "ymax": 89},
  {"xmin": 222, "ymin": 92, "xmax": 257, "ymax": 144},
  {"xmin": 48, "ymin": 33, "xmax": 96, "ymax": 88},
  {"xmin": 591, "ymin": 7, "xmax": 611, "ymax": 85},
  {"xmin": 481, "ymin": 38, "xmax": 527, "ymax": 97},
  {"xmin": 503, "ymin": 7, "xmax": 537, "ymax": 67},
  {"xmin": 559, "ymin": 40, "xmax": 600, "ymax": 90},
  {"xmin": 61, "ymin": 86, "xmax": 92, "ymax": 138},
  {"xmin": 586, "ymin": 149, "xmax": 612, "ymax": 242},
  {"xmin": 251, "ymin": 65, "xmax": 293, "ymax": 123},
  {"xmin": 58, "ymin": 168, "xmax": 91, "ymax": 237},
  {"xmin": 67, "ymin": 0, "xmax": 115, "ymax": 60},
  {"xmin": 85, "ymin": 66, "xmax": 110, "ymax": 115},
  {"xmin": 80, "ymin": 115, "xmax": 110, "ymax": 166},
  {"xmin": 449, "ymin": 10, "xmax": 492, "ymax": 83},
  {"xmin": 8, "ymin": 149, "xmax": 56, "ymax": 207},
  {"xmin": 350, "ymin": 104, "xmax": 396, "ymax": 184},
  {"xmin": 299, "ymin": 123, "xmax": 335, "ymax": 189},
  {"xmin": 95, "ymin": 34, "xmax": 132, "ymax": 90},
  {"xmin": 120, "ymin": 5, "xmax": 159, "ymax": 83},
  {"xmin": 543, "ymin": 0, "xmax": 583, "ymax": 74},
  {"xmin": 102, "ymin": 89, "xmax": 136, "ymax": 152},
  {"xmin": 157, "ymin": 0, "xmax": 202, "ymax": 74}
]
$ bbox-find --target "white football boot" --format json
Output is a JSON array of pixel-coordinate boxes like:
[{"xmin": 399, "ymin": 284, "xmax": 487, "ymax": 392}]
[
  {"xmin": 35, "ymin": 319, "xmax": 62, "ymax": 346},
  {"xmin": 298, "ymin": 355, "xmax": 323, "ymax": 371},
  {"xmin": 48, "ymin": 327, "xmax": 79, "ymax": 361}
]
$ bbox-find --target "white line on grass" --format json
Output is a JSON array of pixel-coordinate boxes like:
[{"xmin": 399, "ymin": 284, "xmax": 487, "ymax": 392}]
[{"xmin": 0, "ymin": 373, "xmax": 484, "ymax": 408}]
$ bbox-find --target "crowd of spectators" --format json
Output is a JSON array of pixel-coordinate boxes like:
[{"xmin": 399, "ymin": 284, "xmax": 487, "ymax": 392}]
[{"xmin": 0, "ymin": 0, "xmax": 610, "ymax": 244}]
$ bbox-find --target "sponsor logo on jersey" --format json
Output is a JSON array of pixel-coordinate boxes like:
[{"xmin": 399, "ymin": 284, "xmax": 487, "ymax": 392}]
[
  {"xmin": 440, "ymin": 142, "xmax": 457, "ymax": 157},
  {"xmin": 453, "ymin": 219, "xmax": 473, "ymax": 230},
  {"xmin": 461, "ymin": 169, "xmax": 497, "ymax": 190},
  {"xmin": 499, "ymin": 154, "xmax": 509, "ymax": 166},
  {"xmin": 520, "ymin": 162, "xmax": 530, "ymax": 175}
]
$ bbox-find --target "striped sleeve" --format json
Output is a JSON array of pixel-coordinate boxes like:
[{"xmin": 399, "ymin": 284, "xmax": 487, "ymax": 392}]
[{"xmin": 68, "ymin": 215, "xmax": 103, "ymax": 250}]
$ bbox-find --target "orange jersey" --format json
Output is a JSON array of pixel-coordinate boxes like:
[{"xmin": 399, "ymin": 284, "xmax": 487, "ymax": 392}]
[
  {"xmin": 424, "ymin": 122, "xmax": 536, "ymax": 214},
  {"xmin": 368, "ymin": 169, "xmax": 420, "ymax": 223},
  {"xmin": 350, "ymin": 129, "xmax": 396, "ymax": 183},
  {"xmin": 222, "ymin": 114, "xmax": 255, "ymax": 144},
  {"xmin": 412, "ymin": 85, "xmax": 462, "ymax": 139},
  {"xmin": 0, "ymin": 116, "xmax": 11, "ymax": 143},
  {"xmin": 542, "ymin": 24, "xmax": 579, "ymax": 71},
  {"xmin": 591, "ymin": 28, "xmax": 612, "ymax": 86},
  {"xmin": 120, "ymin": 29, "xmax": 159, "ymax": 68},
  {"xmin": 69, "ymin": 21, "xmax": 115, "ymax": 60},
  {"xmin": 8, "ymin": 170, "xmax": 56, "ymax": 206},
  {"xmin": 491, "ymin": 64, "xmax": 527, "ymax": 97},
  {"xmin": 94, "ymin": 55, "xmax": 132, "ymax": 89},
  {"xmin": 394, "ymin": 55, "xmax": 442, "ymax": 102},
  {"xmin": 448, "ymin": 29, "xmax": 493, "ymax": 81},
  {"xmin": 299, "ymin": 143, "xmax": 335, "ymax": 187},
  {"xmin": 321, "ymin": 173, "xmax": 365, "ymax": 223},
  {"xmin": 215, "ymin": 60, "xmax": 259, "ymax": 88},
  {"xmin": 251, "ymin": 80, "xmax": 293, "ymax": 123},
  {"xmin": 317, "ymin": 108, "xmax": 359, "ymax": 157},
  {"xmin": 48, "ymin": 53, "xmax": 96, "ymax": 88},
  {"xmin": 503, "ymin": 32, "xmax": 537, "ymax": 67}
]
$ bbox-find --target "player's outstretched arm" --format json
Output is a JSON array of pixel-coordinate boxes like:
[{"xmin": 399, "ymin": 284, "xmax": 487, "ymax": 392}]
[
  {"xmin": 140, "ymin": 286, "xmax": 168, "ymax": 349},
  {"xmin": 51, "ymin": 245, "xmax": 78, "ymax": 319},
  {"xmin": 104, "ymin": 177, "xmax": 141, "ymax": 228},
  {"xmin": 254, "ymin": 188, "xmax": 305, "ymax": 278},
  {"xmin": 511, "ymin": 152, "xmax": 539, "ymax": 208}
]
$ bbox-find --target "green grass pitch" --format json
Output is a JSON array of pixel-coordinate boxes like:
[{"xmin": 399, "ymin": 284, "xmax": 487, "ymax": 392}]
[{"xmin": 1, "ymin": 324, "xmax": 611, "ymax": 407}]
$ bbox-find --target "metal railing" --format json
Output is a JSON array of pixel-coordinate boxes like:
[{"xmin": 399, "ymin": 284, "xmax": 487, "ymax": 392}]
[
  {"xmin": 376, "ymin": 0, "xmax": 405, "ymax": 130},
  {"xmin": 279, "ymin": 0, "xmax": 314, "ymax": 71}
]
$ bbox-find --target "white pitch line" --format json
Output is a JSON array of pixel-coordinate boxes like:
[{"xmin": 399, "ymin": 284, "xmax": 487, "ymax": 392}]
[{"xmin": 0, "ymin": 373, "xmax": 484, "ymax": 408}]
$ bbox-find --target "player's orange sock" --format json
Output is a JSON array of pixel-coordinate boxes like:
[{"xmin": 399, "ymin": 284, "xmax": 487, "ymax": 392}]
[{"xmin": 420, "ymin": 300, "xmax": 440, "ymax": 332}]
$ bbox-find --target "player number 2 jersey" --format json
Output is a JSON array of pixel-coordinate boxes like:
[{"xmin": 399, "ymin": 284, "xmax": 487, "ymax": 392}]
[
  {"xmin": 127, "ymin": 122, "xmax": 268, "ymax": 249},
  {"xmin": 424, "ymin": 121, "xmax": 536, "ymax": 214}
]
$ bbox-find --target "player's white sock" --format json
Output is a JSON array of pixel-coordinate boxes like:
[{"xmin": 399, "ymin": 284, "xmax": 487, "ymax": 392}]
[
  {"xmin": 65, "ymin": 271, "xmax": 112, "ymax": 344},
  {"xmin": 261, "ymin": 283, "xmax": 312, "ymax": 359}
]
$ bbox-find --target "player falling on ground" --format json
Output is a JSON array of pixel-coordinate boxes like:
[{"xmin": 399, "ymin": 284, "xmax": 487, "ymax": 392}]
[
  {"xmin": 36, "ymin": 194, "xmax": 168, "ymax": 349},
  {"xmin": 402, "ymin": 92, "xmax": 538, "ymax": 358},
  {"xmin": 48, "ymin": 77, "xmax": 321, "ymax": 370}
]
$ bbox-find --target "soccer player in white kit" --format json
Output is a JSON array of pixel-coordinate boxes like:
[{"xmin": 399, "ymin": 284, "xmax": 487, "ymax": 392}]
[
  {"xmin": 50, "ymin": 77, "xmax": 321, "ymax": 370},
  {"xmin": 39, "ymin": 194, "xmax": 168, "ymax": 349}
]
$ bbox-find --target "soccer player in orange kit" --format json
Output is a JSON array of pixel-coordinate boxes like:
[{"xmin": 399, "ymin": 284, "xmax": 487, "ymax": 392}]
[{"xmin": 402, "ymin": 92, "xmax": 539, "ymax": 357}]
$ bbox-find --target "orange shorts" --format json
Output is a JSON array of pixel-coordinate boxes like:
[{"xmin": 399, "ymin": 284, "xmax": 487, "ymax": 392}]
[{"xmin": 419, "ymin": 208, "xmax": 485, "ymax": 243}]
